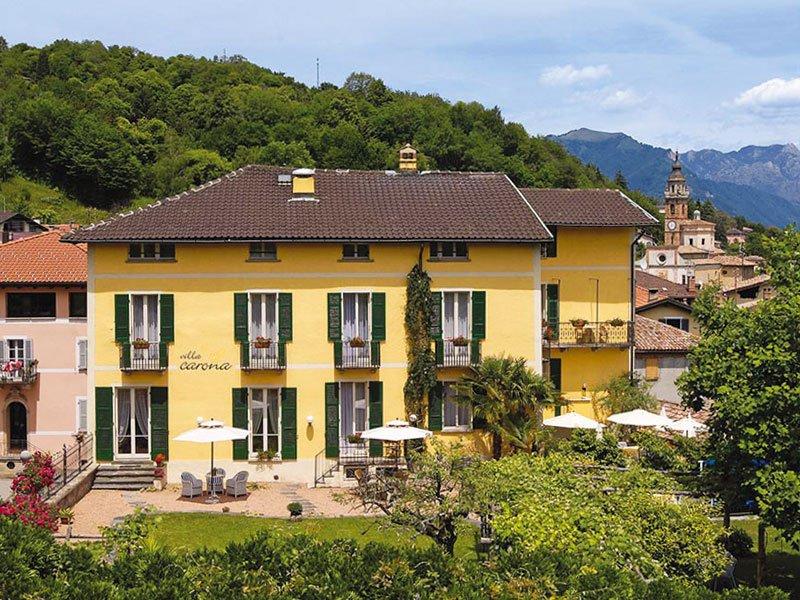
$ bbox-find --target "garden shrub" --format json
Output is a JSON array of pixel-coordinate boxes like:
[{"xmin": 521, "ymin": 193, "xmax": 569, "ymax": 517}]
[
  {"xmin": 720, "ymin": 527, "xmax": 754, "ymax": 558},
  {"xmin": 559, "ymin": 427, "xmax": 626, "ymax": 466},
  {"xmin": 631, "ymin": 430, "xmax": 682, "ymax": 471}
]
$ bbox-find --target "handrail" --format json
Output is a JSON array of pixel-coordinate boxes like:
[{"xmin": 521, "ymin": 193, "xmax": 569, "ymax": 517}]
[
  {"xmin": 241, "ymin": 340, "xmax": 286, "ymax": 370},
  {"xmin": 43, "ymin": 433, "xmax": 94, "ymax": 499},
  {"xmin": 544, "ymin": 321, "xmax": 632, "ymax": 347},
  {"xmin": 334, "ymin": 340, "xmax": 380, "ymax": 369},
  {"xmin": 0, "ymin": 358, "xmax": 38, "ymax": 385},
  {"xmin": 435, "ymin": 339, "xmax": 481, "ymax": 367},
  {"xmin": 120, "ymin": 341, "xmax": 167, "ymax": 370}
]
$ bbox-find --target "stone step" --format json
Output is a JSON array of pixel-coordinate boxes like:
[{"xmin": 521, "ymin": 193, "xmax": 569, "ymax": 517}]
[
  {"xmin": 95, "ymin": 469, "xmax": 153, "ymax": 477},
  {"xmin": 92, "ymin": 482, "xmax": 150, "ymax": 490},
  {"xmin": 94, "ymin": 475, "xmax": 153, "ymax": 484},
  {"xmin": 97, "ymin": 463, "xmax": 154, "ymax": 471}
]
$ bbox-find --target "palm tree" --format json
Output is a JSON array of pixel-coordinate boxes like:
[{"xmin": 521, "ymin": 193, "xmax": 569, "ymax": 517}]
[{"xmin": 453, "ymin": 356, "xmax": 556, "ymax": 457}]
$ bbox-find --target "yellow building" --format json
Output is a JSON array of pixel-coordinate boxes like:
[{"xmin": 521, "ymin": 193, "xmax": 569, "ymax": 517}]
[
  {"xmin": 63, "ymin": 159, "xmax": 552, "ymax": 485},
  {"xmin": 520, "ymin": 189, "xmax": 658, "ymax": 419}
]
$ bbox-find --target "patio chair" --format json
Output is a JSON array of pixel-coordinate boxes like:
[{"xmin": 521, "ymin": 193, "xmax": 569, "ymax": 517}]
[
  {"xmin": 225, "ymin": 471, "xmax": 248, "ymax": 498},
  {"xmin": 181, "ymin": 472, "xmax": 203, "ymax": 498},
  {"xmin": 206, "ymin": 468, "xmax": 226, "ymax": 494}
]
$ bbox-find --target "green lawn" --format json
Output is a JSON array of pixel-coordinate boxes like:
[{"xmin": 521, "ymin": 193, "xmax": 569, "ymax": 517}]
[
  {"xmin": 150, "ymin": 513, "xmax": 477, "ymax": 559},
  {"xmin": 731, "ymin": 518, "xmax": 800, "ymax": 598}
]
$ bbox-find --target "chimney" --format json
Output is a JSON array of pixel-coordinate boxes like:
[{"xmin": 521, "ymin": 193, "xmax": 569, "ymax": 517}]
[
  {"xmin": 292, "ymin": 168, "xmax": 315, "ymax": 196},
  {"xmin": 687, "ymin": 276, "xmax": 697, "ymax": 293},
  {"xmin": 398, "ymin": 143, "xmax": 418, "ymax": 172}
]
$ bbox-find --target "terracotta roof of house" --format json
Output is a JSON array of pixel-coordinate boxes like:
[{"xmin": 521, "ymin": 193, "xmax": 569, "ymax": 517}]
[
  {"xmin": 0, "ymin": 230, "xmax": 86, "ymax": 284},
  {"xmin": 635, "ymin": 315, "xmax": 697, "ymax": 352},
  {"xmin": 63, "ymin": 166, "xmax": 552, "ymax": 243},
  {"xmin": 519, "ymin": 188, "xmax": 657, "ymax": 227},
  {"xmin": 659, "ymin": 401, "xmax": 710, "ymax": 424},
  {"xmin": 637, "ymin": 296, "xmax": 694, "ymax": 313},
  {"xmin": 636, "ymin": 270, "xmax": 695, "ymax": 299},
  {"xmin": 722, "ymin": 273, "xmax": 771, "ymax": 293},
  {"xmin": 693, "ymin": 255, "xmax": 758, "ymax": 267}
]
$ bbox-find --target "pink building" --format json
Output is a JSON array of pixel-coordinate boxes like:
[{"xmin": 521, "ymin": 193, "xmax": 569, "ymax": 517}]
[{"xmin": 0, "ymin": 230, "xmax": 87, "ymax": 457}]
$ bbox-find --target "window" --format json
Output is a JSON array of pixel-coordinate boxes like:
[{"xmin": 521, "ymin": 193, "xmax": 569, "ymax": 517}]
[
  {"xmin": 645, "ymin": 356, "xmax": 660, "ymax": 381},
  {"xmin": 443, "ymin": 291, "xmax": 470, "ymax": 360},
  {"xmin": 657, "ymin": 253, "xmax": 667, "ymax": 265},
  {"xmin": 249, "ymin": 292, "xmax": 278, "ymax": 360},
  {"xmin": 442, "ymin": 382, "xmax": 471, "ymax": 430},
  {"xmin": 131, "ymin": 294, "xmax": 159, "ymax": 357},
  {"xmin": 69, "ymin": 292, "xmax": 87, "ymax": 318},
  {"xmin": 128, "ymin": 242, "xmax": 175, "ymax": 261},
  {"xmin": 7, "ymin": 219, "xmax": 26, "ymax": 232},
  {"xmin": 115, "ymin": 388, "xmax": 149, "ymax": 456},
  {"xmin": 340, "ymin": 382, "xmax": 368, "ymax": 443},
  {"xmin": 76, "ymin": 396, "xmax": 88, "ymax": 432},
  {"xmin": 543, "ymin": 226, "xmax": 557, "ymax": 258},
  {"xmin": 342, "ymin": 243, "xmax": 370, "ymax": 260},
  {"xmin": 739, "ymin": 287, "xmax": 758, "ymax": 300},
  {"xmin": 670, "ymin": 204, "xmax": 676, "ymax": 215},
  {"xmin": 688, "ymin": 238, "xmax": 694, "ymax": 246},
  {"xmin": 5, "ymin": 338, "xmax": 28, "ymax": 361},
  {"xmin": 249, "ymin": 242, "xmax": 277, "ymax": 261},
  {"xmin": 429, "ymin": 241, "xmax": 468, "ymax": 260},
  {"xmin": 250, "ymin": 388, "xmax": 280, "ymax": 456},
  {"xmin": 76, "ymin": 338, "xmax": 88, "ymax": 371},
  {"xmin": 7, "ymin": 293, "xmax": 56, "ymax": 318},
  {"xmin": 342, "ymin": 292, "xmax": 370, "ymax": 342},
  {"xmin": 659, "ymin": 317, "xmax": 689, "ymax": 332}
]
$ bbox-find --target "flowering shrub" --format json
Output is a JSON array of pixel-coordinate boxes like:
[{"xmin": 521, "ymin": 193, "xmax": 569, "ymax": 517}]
[
  {"xmin": 0, "ymin": 452, "xmax": 58, "ymax": 532},
  {"xmin": 153, "ymin": 453, "xmax": 166, "ymax": 466},
  {"xmin": 11, "ymin": 452, "xmax": 56, "ymax": 495}
]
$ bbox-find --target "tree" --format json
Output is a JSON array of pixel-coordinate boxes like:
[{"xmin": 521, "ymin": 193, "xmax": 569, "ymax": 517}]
[
  {"xmin": 592, "ymin": 373, "xmax": 658, "ymax": 417},
  {"xmin": 346, "ymin": 441, "xmax": 478, "ymax": 554},
  {"xmin": 403, "ymin": 261, "xmax": 437, "ymax": 420},
  {"xmin": 614, "ymin": 169, "xmax": 628, "ymax": 189},
  {"xmin": 454, "ymin": 356, "xmax": 555, "ymax": 456}
]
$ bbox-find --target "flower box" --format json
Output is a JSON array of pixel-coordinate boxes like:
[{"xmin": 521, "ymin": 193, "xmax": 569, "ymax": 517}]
[
  {"xmin": 451, "ymin": 336, "xmax": 470, "ymax": 347},
  {"xmin": 132, "ymin": 338, "xmax": 151, "ymax": 350},
  {"xmin": 569, "ymin": 319, "xmax": 587, "ymax": 329},
  {"xmin": 254, "ymin": 337, "xmax": 272, "ymax": 349},
  {"xmin": 349, "ymin": 336, "xmax": 366, "ymax": 348},
  {"xmin": 347, "ymin": 433, "xmax": 365, "ymax": 444}
]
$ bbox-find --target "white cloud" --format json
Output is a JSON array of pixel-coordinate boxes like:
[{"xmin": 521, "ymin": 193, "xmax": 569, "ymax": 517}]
[
  {"xmin": 734, "ymin": 77, "xmax": 800, "ymax": 108},
  {"xmin": 539, "ymin": 64, "xmax": 611, "ymax": 86},
  {"xmin": 600, "ymin": 88, "xmax": 645, "ymax": 110}
]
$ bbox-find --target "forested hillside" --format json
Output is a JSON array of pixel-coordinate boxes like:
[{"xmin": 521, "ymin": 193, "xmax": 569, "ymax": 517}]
[{"xmin": 0, "ymin": 38, "xmax": 637, "ymax": 224}]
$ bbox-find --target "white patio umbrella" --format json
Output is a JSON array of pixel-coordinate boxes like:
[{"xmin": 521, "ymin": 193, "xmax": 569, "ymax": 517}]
[
  {"xmin": 359, "ymin": 419, "xmax": 433, "ymax": 441},
  {"xmin": 668, "ymin": 414, "xmax": 708, "ymax": 438},
  {"xmin": 543, "ymin": 412, "xmax": 605, "ymax": 430},
  {"xmin": 607, "ymin": 408, "xmax": 674, "ymax": 428},
  {"xmin": 173, "ymin": 418, "xmax": 248, "ymax": 503}
]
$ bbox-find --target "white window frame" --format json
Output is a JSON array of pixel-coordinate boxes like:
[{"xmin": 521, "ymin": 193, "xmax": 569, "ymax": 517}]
[
  {"xmin": 442, "ymin": 381, "xmax": 472, "ymax": 432},
  {"xmin": 75, "ymin": 396, "xmax": 88, "ymax": 432},
  {"xmin": 440, "ymin": 289, "xmax": 473, "ymax": 340},
  {"xmin": 339, "ymin": 381, "xmax": 370, "ymax": 440},
  {"xmin": 128, "ymin": 242, "xmax": 175, "ymax": 261},
  {"xmin": 129, "ymin": 293, "xmax": 161, "ymax": 343},
  {"xmin": 430, "ymin": 241, "xmax": 469, "ymax": 260},
  {"xmin": 659, "ymin": 317, "xmax": 689, "ymax": 332},
  {"xmin": 75, "ymin": 337, "xmax": 88, "ymax": 371},
  {"xmin": 247, "ymin": 291, "xmax": 280, "ymax": 341},
  {"xmin": 248, "ymin": 242, "xmax": 278, "ymax": 261},
  {"xmin": 4, "ymin": 336, "xmax": 29, "ymax": 361},
  {"xmin": 342, "ymin": 243, "xmax": 370, "ymax": 260},
  {"xmin": 341, "ymin": 291, "xmax": 372, "ymax": 342},
  {"xmin": 248, "ymin": 387, "xmax": 282, "ymax": 458},
  {"xmin": 113, "ymin": 386, "xmax": 151, "ymax": 458}
]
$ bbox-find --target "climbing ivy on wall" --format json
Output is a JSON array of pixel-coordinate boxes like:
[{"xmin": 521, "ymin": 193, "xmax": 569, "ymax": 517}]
[{"xmin": 404, "ymin": 254, "xmax": 437, "ymax": 420}]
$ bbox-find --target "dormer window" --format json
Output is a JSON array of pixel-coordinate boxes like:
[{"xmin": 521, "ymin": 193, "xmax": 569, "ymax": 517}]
[
  {"xmin": 430, "ymin": 241, "xmax": 468, "ymax": 261},
  {"xmin": 249, "ymin": 242, "xmax": 278, "ymax": 261},
  {"xmin": 342, "ymin": 243, "xmax": 370, "ymax": 260},
  {"xmin": 129, "ymin": 242, "xmax": 175, "ymax": 261}
]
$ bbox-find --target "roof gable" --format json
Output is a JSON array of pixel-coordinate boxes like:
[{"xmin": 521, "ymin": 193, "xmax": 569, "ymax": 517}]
[{"xmin": 519, "ymin": 188, "xmax": 657, "ymax": 227}]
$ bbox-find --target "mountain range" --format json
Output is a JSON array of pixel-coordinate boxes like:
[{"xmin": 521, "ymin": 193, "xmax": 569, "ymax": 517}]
[{"xmin": 550, "ymin": 128, "xmax": 800, "ymax": 227}]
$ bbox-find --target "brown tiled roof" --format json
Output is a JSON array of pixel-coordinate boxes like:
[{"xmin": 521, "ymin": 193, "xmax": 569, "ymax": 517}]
[
  {"xmin": 659, "ymin": 401, "xmax": 710, "ymax": 424},
  {"xmin": 519, "ymin": 188, "xmax": 657, "ymax": 227},
  {"xmin": 722, "ymin": 273, "xmax": 771, "ymax": 293},
  {"xmin": 635, "ymin": 270, "xmax": 695, "ymax": 306},
  {"xmin": 637, "ymin": 297, "xmax": 693, "ymax": 313},
  {"xmin": 63, "ymin": 166, "xmax": 551, "ymax": 243},
  {"xmin": 635, "ymin": 315, "xmax": 697, "ymax": 352},
  {"xmin": 0, "ymin": 230, "xmax": 86, "ymax": 285},
  {"xmin": 693, "ymin": 255, "xmax": 757, "ymax": 267}
]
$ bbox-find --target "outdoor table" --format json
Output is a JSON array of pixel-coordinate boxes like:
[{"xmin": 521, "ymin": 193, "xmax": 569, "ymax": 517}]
[{"xmin": 206, "ymin": 473, "xmax": 223, "ymax": 495}]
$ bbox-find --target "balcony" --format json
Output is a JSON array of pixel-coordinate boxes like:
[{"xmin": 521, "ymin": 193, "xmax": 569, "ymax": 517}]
[
  {"xmin": 544, "ymin": 320, "xmax": 632, "ymax": 349},
  {"xmin": 334, "ymin": 340, "xmax": 381, "ymax": 369},
  {"xmin": 435, "ymin": 339, "xmax": 481, "ymax": 368},
  {"xmin": 241, "ymin": 341, "xmax": 286, "ymax": 370},
  {"xmin": 0, "ymin": 358, "xmax": 38, "ymax": 385},
  {"xmin": 120, "ymin": 342, "xmax": 168, "ymax": 371}
]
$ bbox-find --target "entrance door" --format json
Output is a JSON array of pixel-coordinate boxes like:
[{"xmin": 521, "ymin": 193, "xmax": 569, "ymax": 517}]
[
  {"xmin": 8, "ymin": 401, "xmax": 27, "ymax": 451},
  {"xmin": 115, "ymin": 388, "xmax": 150, "ymax": 457},
  {"xmin": 339, "ymin": 382, "xmax": 368, "ymax": 459}
]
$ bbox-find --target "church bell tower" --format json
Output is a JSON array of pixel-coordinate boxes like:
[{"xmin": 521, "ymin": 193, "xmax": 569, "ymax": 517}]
[{"xmin": 663, "ymin": 151, "xmax": 690, "ymax": 245}]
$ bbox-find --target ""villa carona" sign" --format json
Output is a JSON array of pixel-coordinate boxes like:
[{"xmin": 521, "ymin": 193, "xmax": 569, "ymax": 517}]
[{"xmin": 179, "ymin": 350, "xmax": 232, "ymax": 371}]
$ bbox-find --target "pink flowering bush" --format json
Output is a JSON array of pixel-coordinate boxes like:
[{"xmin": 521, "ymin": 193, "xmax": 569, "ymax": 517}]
[{"xmin": 0, "ymin": 452, "xmax": 58, "ymax": 532}]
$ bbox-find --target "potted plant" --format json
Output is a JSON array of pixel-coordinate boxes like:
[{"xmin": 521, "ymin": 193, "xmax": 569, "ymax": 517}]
[
  {"xmin": 253, "ymin": 336, "xmax": 272, "ymax": 349},
  {"xmin": 58, "ymin": 507, "xmax": 73, "ymax": 525},
  {"xmin": 349, "ymin": 336, "xmax": 366, "ymax": 348},
  {"xmin": 287, "ymin": 501, "xmax": 303, "ymax": 520},
  {"xmin": 153, "ymin": 465, "xmax": 166, "ymax": 490},
  {"xmin": 451, "ymin": 335, "xmax": 470, "ymax": 347},
  {"xmin": 347, "ymin": 433, "xmax": 365, "ymax": 444},
  {"xmin": 132, "ymin": 338, "xmax": 150, "ymax": 350},
  {"xmin": 257, "ymin": 449, "xmax": 278, "ymax": 462},
  {"xmin": 570, "ymin": 318, "xmax": 587, "ymax": 330},
  {"xmin": 608, "ymin": 317, "xmax": 625, "ymax": 327}
]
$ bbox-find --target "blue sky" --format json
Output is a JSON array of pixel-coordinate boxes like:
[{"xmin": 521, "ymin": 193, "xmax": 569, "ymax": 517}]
[{"xmin": 3, "ymin": 0, "xmax": 800, "ymax": 151}]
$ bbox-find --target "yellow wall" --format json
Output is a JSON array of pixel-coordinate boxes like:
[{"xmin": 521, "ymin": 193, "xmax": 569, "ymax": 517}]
[
  {"xmin": 637, "ymin": 303, "xmax": 698, "ymax": 336},
  {"xmin": 542, "ymin": 226, "xmax": 633, "ymax": 417},
  {"xmin": 89, "ymin": 241, "xmax": 540, "ymax": 481}
]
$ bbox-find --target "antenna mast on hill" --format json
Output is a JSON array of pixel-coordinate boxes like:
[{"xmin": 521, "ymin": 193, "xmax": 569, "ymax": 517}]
[{"xmin": 316, "ymin": 58, "xmax": 320, "ymax": 87}]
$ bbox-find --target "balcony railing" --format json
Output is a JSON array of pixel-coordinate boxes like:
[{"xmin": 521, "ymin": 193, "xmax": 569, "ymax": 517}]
[
  {"xmin": 435, "ymin": 339, "xmax": 481, "ymax": 368},
  {"xmin": 120, "ymin": 341, "xmax": 168, "ymax": 371},
  {"xmin": 544, "ymin": 321, "xmax": 632, "ymax": 348},
  {"xmin": 241, "ymin": 341, "xmax": 286, "ymax": 370},
  {"xmin": 334, "ymin": 340, "xmax": 381, "ymax": 369},
  {"xmin": 0, "ymin": 358, "xmax": 38, "ymax": 385}
]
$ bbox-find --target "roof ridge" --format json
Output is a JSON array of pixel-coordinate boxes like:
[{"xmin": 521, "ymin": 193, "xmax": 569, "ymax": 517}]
[{"xmin": 0, "ymin": 228, "xmax": 59, "ymax": 248}]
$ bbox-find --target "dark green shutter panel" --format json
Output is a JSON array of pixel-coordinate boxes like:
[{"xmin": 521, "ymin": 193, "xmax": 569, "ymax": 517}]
[
  {"xmin": 471, "ymin": 291, "xmax": 486, "ymax": 340},
  {"xmin": 549, "ymin": 358, "xmax": 562, "ymax": 416},
  {"xmin": 327, "ymin": 293, "xmax": 342, "ymax": 341},
  {"xmin": 150, "ymin": 387, "xmax": 168, "ymax": 460},
  {"xmin": 333, "ymin": 342, "xmax": 343, "ymax": 368},
  {"xmin": 371, "ymin": 292, "xmax": 386, "ymax": 342},
  {"xmin": 240, "ymin": 341, "xmax": 249, "ymax": 369},
  {"xmin": 114, "ymin": 295, "xmax": 130, "ymax": 343},
  {"xmin": 234, "ymin": 293, "xmax": 249, "ymax": 343},
  {"xmin": 278, "ymin": 293, "xmax": 293, "ymax": 341},
  {"xmin": 470, "ymin": 339, "xmax": 481, "ymax": 365},
  {"xmin": 158, "ymin": 342, "xmax": 168, "ymax": 369},
  {"xmin": 434, "ymin": 340, "xmax": 444, "ymax": 366},
  {"xmin": 368, "ymin": 381, "xmax": 383, "ymax": 457},
  {"xmin": 278, "ymin": 341, "xmax": 286, "ymax": 368},
  {"xmin": 95, "ymin": 387, "xmax": 114, "ymax": 461},
  {"xmin": 232, "ymin": 388, "xmax": 249, "ymax": 460},
  {"xmin": 120, "ymin": 343, "xmax": 131, "ymax": 370},
  {"xmin": 281, "ymin": 388, "xmax": 297, "ymax": 460},
  {"xmin": 429, "ymin": 292, "xmax": 442, "ymax": 340},
  {"xmin": 325, "ymin": 382, "xmax": 339, "ymax": 458},
  {"xmin": 546, "ymin": 285, "xmax": 560, "ymax": 332},
  {"xmin": 428, "ymin": 382, "xmax": 443, "ymax": 431},
  {"xmin": 159, "ymin": 294, "xmax": 174, "ymax": 343}
]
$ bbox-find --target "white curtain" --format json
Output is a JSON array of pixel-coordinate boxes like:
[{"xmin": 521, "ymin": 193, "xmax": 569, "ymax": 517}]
[
  {"xmin": 443, "ymin": 292, "xmax": 470, "ymax": 358},
  {"xmin": 340, "ymin": 383, "xmax": 353, "ymax": 442},
  {"xmin": 132, "ymin": 296, "xmax": 145, "ymax": 341},
  {"xmin": 343, "ymin": 294, "xmax": 357, "ymax": 340},
  {"xmin": 250, "ymin": 294, "xmax": 278, "ymax": 360},
  {"xmin": 117, "ymin": 389, "xmax": 131, "ymax": 437},
  {"xmin": 251, "ymin": 389, "xmax": 264, "ymax": 453},
  {"xmin": 134, "ymin": 389, "xmax": 149, "ymax": 437},
  {"xmin": 250, "ymin": 294, "xmax": 263, "ymax": 338},
  {"xmin": 443, "ymin": 385, "xmax": 470, "ymax": 428},
  {"xmin": 343, "ymin": 294, "xmax": 370, "ymax": 361},
  {"xmin": 147, "ymin": 295, "xmax": 158, "ymax": 359},
  {"xmin": 266, "ymin": 389, "xmax": 279, "ymax": 452},
  {"xmin": 354, "ymin": 383, "xmax": 367, "ymax": 432}
]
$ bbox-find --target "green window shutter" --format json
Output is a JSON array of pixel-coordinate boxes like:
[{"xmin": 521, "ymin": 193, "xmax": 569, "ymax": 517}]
[
  {"xmin": 549, "ymin": 358, "xmax": 562, "ymax": 416},
  {"xmin": 327, "ymin": 293, "xmax": 342, "ymax": 341},
  {"xmin": 120, "ymin": 342, "xmax": 131, "ymax": 370},
  {"xmin": 234, "ymin": 293, "xmax": 249, "ymax": 343},
  {"xmin": 471, "ymin": 291, "xmax": 486, "ymax": 340},
  {"xmin": 368, "ymin": 381, "xmax": 383, "ymax": 457},
  {"xmin": 278, "ymin": 293, "xmax": 293, "ymax": 341},
  {"xmin": 546, "ymin": 284, "xmax": 560, "ymax": 332},
  {"xmin": 159, "ymin": 294, "xmax": 174, "ymax": 343},
  {"xmin": 240, "ymin": 341, "xmax": 249, "ymax": 369},
  {"xmin": 150, "ymin": 387, "xmax": 169, "ymax": 460},
  {"xmin": 95, "ymin": 387, "xmax": 114, "ymax": 461},
  {"xmin": 370, "ymin": 292, "xmax": 386, "ymax": 341},
  {"xmin": 428, "ymin": 382, "xmax": 443, "ymax": 431},
  {"xmin": 281, "ymin": 388, "xmax": 297, "ymax": 460},
  {"xmin": 158, "ymin": 342, "xmax": 168, "ymax": 369},
  {"xmin": 333, "ymin": 342, "xmax": 343, "ymax": 368},
  {"xmin": 232, "ymin": 388, "xmax": 249, "ymax": 460},
  {"xmin": 114, "ymin": 294, "xmax": 130, "ymax": 343},
  {"xmin": 434, "ymin": 339, "xmax": 444, "ymax": 366},
  {"xmin": 278, "ymin": 341, "xmax": 286, "ymax": 368},
  {"xmin": 470, "ymin": 339, "xmax": 481, "ymax": 365},
  {"xmin": 325, "ymin": 382, "xmax": 339, "ymax": 458},
  {"xmin": 429, "ymin": 292, "xmax": 443, "ymax": 340}
]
